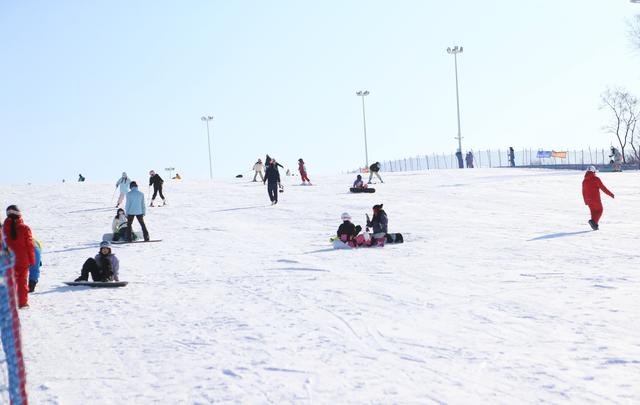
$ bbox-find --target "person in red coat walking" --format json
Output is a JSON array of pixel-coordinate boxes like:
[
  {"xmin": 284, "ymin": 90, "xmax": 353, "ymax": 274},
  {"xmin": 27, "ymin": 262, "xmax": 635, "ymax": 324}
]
[
  {"xmin": 582, "ymin": 166, "xmax": 615, "ymax": 230},
  {"xmin": 2, "ymin": 205, "xmax": 35, "ymax": 308}
]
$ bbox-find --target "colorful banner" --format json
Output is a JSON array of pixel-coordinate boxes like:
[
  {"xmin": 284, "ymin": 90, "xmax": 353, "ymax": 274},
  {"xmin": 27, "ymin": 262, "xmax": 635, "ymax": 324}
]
[
  {"xmin": 551, "ymin": 151, "xmax": 567, "ymax": 158},
  {"xmin": 536, "ymin": 151, "xmax": 552, "ymax": 158}
]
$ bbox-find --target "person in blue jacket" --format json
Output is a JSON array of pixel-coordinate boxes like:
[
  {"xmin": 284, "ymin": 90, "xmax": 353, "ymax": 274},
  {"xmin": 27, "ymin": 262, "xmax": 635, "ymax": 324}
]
[
  {"xmin": 125, "ymin": 181, "xmax": 150, "ymax": 242},
  {"xmin": 28, "ymin": 239, "xmax": 43, "ymax": 292},
  {"xmin": 115, "ymin": 172, "xmax": 131, "ymax": 208}
]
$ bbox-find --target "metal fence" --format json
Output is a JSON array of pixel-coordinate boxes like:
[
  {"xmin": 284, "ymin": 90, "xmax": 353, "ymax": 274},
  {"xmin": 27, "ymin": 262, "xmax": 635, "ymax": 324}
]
[{"xmin": 359, "ymin": 148, "xmax": 638, "ymax": 173}]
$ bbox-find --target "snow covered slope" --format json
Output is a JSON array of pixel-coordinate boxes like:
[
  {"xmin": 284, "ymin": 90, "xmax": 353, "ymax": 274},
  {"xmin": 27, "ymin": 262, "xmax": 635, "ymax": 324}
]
[{"xmin": 1, "ymin": 169, "xmax": 639, "ymax": 403}]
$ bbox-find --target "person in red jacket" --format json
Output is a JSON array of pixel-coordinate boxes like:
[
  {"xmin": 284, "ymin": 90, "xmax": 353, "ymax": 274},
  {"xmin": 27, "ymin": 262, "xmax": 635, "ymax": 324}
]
[
  {"xmin": 298, "ymin": 158, "xmax": 312, "ymax": 185},
  {"xmin": 2, "ymin": 205, "xmax": 35, "ymax": 308},
  {"xmin": 582, "ymin": 166, "xmax": 615, "ymax": 230}
]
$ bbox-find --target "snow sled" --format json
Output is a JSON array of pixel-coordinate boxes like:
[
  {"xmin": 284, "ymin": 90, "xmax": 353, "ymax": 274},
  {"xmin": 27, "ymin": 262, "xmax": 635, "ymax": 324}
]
[
  {"xmin": 332, "ymin": 239, "xmax": 353, "ymax": 249},
  {"xmin": 350, "ymin": 187, "xmax": 375, "ymax": 193},
  {"xmin": 102, "ymin": 232, "xmax": 143, "ymax": 242},
  {"xmin": 235, "ymin": 174, "xmax": 243, "ymax": 178},
  {"xmin": 385, "ymin": 233, "xmax": 404, "ymax": 244},
  {"xmin": 64, "ymin": 281, "xmax": 128, "ymax": 288}
]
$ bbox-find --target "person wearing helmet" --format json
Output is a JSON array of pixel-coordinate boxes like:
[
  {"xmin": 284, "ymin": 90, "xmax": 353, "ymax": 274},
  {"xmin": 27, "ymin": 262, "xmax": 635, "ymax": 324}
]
[
  {"xmin": 148, "ymin": 170, "xmax": 166, "ymax": 207},
  {"xmin": 74, "ymin": 241, "xmax": 120, "ymax": 282},
  {"xmin": 115, "ymin": 172, "xmax": 131, "ymax": 208},
  {"xmin": 2, "ymin": 205, "xmax": 35, "ymax": 308},
  {"xmin": 337, "ymin": 212, "xmax": 364, "ymax": 247},
  {"xmin": 582, "ymin": 165, "xmax": 615, "ymax": 230}
]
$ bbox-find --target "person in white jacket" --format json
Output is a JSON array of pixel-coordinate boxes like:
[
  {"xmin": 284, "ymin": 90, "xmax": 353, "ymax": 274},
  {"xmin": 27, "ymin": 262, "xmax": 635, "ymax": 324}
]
[
  {"xmin": 111, "ymin": 208, "xmax": 134, "ymax": 241},
  {"xmin": 115, "ymin": 172, "xmax": 131, "ymax": 208},
  {"xmin": 252, "ymin": 159, "xmax": 264, "ymax": 182}
]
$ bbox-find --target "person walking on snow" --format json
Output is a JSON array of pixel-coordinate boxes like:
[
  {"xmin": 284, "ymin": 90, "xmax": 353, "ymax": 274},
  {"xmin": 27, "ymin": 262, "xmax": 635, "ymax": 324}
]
[
  {"xmin": 264, "ymin": 159, "xmax": 282, "ymax": 205},
  {"xmin": 115, "ymin": 172, "xmax": 131, "ymax": 208},
  {"xmin": 2, "ymin": 205, "xmax": 35, "ymax": 308},
  {"xmin": 28, "ymin": 239, "xmax": 42, "ymax": 292},
  {"xmin": 253, "ymin": 159, "xmax": 265, "ymax": 182},
  {"xmin": 582, "ymin": 165, "xmax": 614, "ymax": 230},
  {"xmin": 368, "ymin": 162, "xmax": 384, "ymax": 184},
  {"xmin": 149, "ymin": 170, "xmax": 166, "ymax": 206},
  {"xmin": 125, "ymin": 181, "xmax": 150, "ymax": 241},
  {"xmin": 298, "ymin": 158, "xmax": 312, "ymax": 185}
]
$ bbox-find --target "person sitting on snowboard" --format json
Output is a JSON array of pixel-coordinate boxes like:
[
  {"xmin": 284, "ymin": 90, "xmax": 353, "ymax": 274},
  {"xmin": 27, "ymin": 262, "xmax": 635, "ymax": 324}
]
[
  {"xmin": 366, "ymin": 204, "xmax": 388, "ymax": 247},
  {"xmin": 337, "ymin": 212, "xmax": 367, "ymax": 247},
  {"xmin": 75, "ymin": 241, "xmax": 120, "ymax": 282},
  {"xmin": 352, "ymin": 174, "xmax": 368, "ymax": 189},
  {"xmin": 582, "ymin": 165, "xmax": 614, "ymax": 230},
  {"xmin": 111, "ymin": 208, "xmax": 135, "ymax": 241}
]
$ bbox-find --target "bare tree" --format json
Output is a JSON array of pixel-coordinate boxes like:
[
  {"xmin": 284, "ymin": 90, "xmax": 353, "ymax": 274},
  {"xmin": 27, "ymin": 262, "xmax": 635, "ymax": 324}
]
[{"xmin": 600, "ymin": 88, "xmax": 640, "ymax": 163}]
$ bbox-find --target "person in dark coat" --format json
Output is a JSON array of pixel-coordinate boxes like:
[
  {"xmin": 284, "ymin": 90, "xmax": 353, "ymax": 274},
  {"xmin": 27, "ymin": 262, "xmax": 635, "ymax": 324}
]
[
  {"xmin": 508, "ymin": 147, "xmax": 515, "ymax": 167},
  {"xmin": 337, "ymin": 212, "xmax": 363, "ymax": 246},
  {"xmin": 265, "ymin": 154, "xmax": 284, "ymax": 169},
  {"xmin": 148, "ymin": 170, "xmax": 166, "ymax": 207},
  {"xmin": 455, "ymin": 150, "xmax": 464, "ymax": 169},
  {"xmin": 368, "ymin": 162, "xmax": 384, "ymax": 184},
  {"xmin": 78, "ymin": 174, "xmax": 85, "ymax": 182},
  {"xmin": 74, "ymin": 241, "xmax": 120, "ymax": 282},
  {"xmin": 582, "ymin": 166, "xmax": 614, "ymax": 230},
  {"xmin": 264, "ymin": 159, "xmax": 282, "ymax": 205},
  {"xmin": 2, "ymin": 205, "xmax": 35, "ymax": 308},
  {"xmin": 366, "ymin": 204, "xmax": 388, "ymax": 246}
]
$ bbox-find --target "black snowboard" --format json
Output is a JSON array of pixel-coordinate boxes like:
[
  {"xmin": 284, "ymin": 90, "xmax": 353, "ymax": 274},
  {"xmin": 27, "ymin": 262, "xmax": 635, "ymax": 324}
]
[
  {"xmin": 350, "ymin": 187, "xmax": 375, "ymax": 193},
  {"xmin": 111, "ymin": 239, "xmax": 162, "ymax": 245},
  {"xmin": 64, "ymin": 281, "xmax": 128, "ymax": 288},
  {"xmin": 385, "ymin": 233, "xmax": 404, "ymax": 244}
]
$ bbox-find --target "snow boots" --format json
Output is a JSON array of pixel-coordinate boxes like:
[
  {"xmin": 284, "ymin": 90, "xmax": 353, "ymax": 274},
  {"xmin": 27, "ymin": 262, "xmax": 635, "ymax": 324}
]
[{"xmin": 588, "ymin": 219, "xmax": 599, "ymax": 231}]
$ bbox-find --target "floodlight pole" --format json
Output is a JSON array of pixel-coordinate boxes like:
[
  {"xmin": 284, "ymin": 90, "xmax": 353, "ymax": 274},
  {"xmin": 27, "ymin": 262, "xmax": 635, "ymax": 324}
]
[
  {"xmin": 447, "ymin": 46, "xmax": 464, "ymax": 164},
  {"xmin": 356, "ymin": 90, "xmax": 370, "ymax": 168},
  {"xmin": 200, "ymin": 115, "xmax": 214, "ymax": 179}
]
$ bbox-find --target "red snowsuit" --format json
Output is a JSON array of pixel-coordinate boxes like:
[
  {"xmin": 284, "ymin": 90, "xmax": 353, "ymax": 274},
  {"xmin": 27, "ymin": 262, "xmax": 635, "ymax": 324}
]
[
  {"xmin": 3, "ymin": 217, "xmax": 35, "ymax": 307},
  {"xmin": 298, "ymin": 160, "xmax": 311, "ymax": 183},
  {"xmin": 582, "ymin": 171, "xmax": 614, "ymax": 225}
]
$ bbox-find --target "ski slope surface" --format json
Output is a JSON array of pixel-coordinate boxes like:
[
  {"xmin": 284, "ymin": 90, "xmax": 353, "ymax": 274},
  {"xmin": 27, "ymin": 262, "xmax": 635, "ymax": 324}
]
[{"xmin": 1, "ymin": 168, "xmax": 639, "ymax": 404}]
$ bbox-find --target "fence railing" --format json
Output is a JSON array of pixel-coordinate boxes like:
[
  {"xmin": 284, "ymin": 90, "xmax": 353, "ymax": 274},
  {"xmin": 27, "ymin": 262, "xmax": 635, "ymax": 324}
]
[{"xmin": 352, "ymin": 148, "xmax": 639, "ymax": 173}]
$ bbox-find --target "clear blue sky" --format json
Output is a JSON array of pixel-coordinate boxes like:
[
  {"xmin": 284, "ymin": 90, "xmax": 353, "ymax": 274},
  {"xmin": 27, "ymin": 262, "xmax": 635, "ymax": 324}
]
[{"xmin": 1, "ymin": 1, "xmax": 639, "ymax": 184}]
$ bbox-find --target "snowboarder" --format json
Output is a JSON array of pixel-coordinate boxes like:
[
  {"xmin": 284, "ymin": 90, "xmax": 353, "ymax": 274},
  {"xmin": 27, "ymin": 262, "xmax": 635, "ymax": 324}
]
[
  {"xmin": 368, "ymin": 162, "xmax": 384, "ymax": 184},
  {"xmin": 149, "ymin": 170, "xmax": 166, "ymax": 206},
  {"xmin": 253, "ymin": 159, "xmax": 264, "ymax": 182},
  {"xmin": 125, "ymin": 181, "xmax": 150, "ymax": 241},
  {"xmin": 28, "ymin": 239, "xmax": 42, "ymax": 292},
  {"xmin": 298, "ymin": 158, "xmax": 312, "ymax": 185},
  {"xmin": 111, "ymin": 208, "xmax": 135, "ymax": 241},
  {"xmin": 264, "ymin": 159, "xmax": 282, "ymax": 205},
  {"xmin": 78, "ymin": 174, "xmax": 85, "ymax": 182},
  {"xmin": 582, "ymin": 165, "xmax": 615, "ymax": 230},
  {"xmin": 74, "ymin": 241, "xmax": 120, "ymax": 282},
  {"xmin": 173, "ymin": 173, "xmax": 182, "ymax": 180},
  {"xmin": 609, "ymin": 147, "xmax": 623, "ymax": 172},
  {"xmin": 366, "ymin": 204, "xmax": 388, "ymax": 247},
  {"xmin": 115, "ymin": 172, "xmax": 131, "ymax": 208},
  {"xmin": 352, "ymin": 174, "xmax": 368, "ymax": 189},
  {"xmin": 337, "ymin": 212, "xmax": 366, "ymax": 247},
  {"xmin": 2, "ymin": 205, "xmax": 35, "ymax": 308}
]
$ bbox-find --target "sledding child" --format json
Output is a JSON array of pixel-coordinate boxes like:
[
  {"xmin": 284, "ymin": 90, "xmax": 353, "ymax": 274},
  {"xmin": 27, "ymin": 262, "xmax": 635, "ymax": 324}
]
[
  {"xmin": 352, "ymin": 174, "xmax": 368, "ymax": 189},
  {"xmin": 3, "ymin": 205, "xmax": 35, "ymax": 308},
  {"xmin": 582, "ymin": 165, "xmax": 614, "ymax": 230},
  {"xmin": 337, "ymin": 212, "xmax": 367, "ymax": 247},
  {"xmin": 28, "ymin": 239, "xmax": 42, "ymax": 292},
  {"xmin": 366, "ymin": 204, "xmax": 388, "ymax": 246},
  {"xmin": 298, "ymin": 158, "xmax": 312, "ymax": 185},
  {"xmin": 111, "ymin": 208, "xmax": 135, "ymax": 241},
  {"xmin": 75, "ymin": 241, "xmax": 120, "ymax": 282}
]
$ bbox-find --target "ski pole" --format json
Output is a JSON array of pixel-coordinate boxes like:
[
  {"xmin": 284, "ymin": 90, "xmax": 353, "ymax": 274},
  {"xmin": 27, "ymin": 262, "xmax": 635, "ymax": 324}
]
[{"xmin": 110, "ymin": 187, "xmax": 118, "ymax": 206}]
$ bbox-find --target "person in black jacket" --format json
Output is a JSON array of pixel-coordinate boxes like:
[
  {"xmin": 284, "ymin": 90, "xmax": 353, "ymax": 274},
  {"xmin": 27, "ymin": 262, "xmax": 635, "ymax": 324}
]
[
  {"xmin": 337, "ymin": 212, "xmax": 363, "ymax": 246},
  {"xmin": 148, "ymin": 170, "xmax": 166, "ymax": 207},
  {"xmin": 366, "ymin": 204, "xmax": 388, "ymax": 246},
  {"xmin": 263, "ymin": 159, "xmax": 282, "ymax": 205},
  {"xmin": 368, "ymin": 162, "xmax": 384, "ymax": 184}
]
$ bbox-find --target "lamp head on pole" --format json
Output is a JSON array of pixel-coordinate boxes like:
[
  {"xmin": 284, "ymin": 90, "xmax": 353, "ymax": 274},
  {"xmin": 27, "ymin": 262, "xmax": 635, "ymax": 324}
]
[
  {"xmin": 200, "ymin": 115, "xmax": 214, "ymax": 122},
  {"xmin": 356, "ymin": 90, "xmax": 370, "ymax": 96},
  {"xmin": 447, "ymin": 45, "xmax": 463, "ymax": 55}
]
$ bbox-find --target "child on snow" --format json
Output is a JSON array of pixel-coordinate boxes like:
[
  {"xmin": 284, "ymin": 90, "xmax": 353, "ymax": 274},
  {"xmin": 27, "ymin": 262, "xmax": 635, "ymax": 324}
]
[
  {"xmin": 337, "ymin": 212, "xmax": 367, "ymax": 247},
  {"xmin": 28, "ymin": 239, "xmax": 42, "ymax": 292},
  {"xmin": 352, "ymin": 174, "xmax": 367, "ymax": 189},
  {"xmin": 298, "ymin": 158, "xmax": 312, "ymax": 185},
  {"xmin": 75, "ymin": 241, "xmax": 120, "ymax": 282},
  {"xmin": 111, "ymin": 208, "xmax": 135, "ymax": 241},
  {"xmin": 366, "ymin": 204, "xmax": 388, "ymax": 247},
  {"xmin": 582, "ymin": 166, "xmax": 614, "ymax": 230},
  {"xmin": 3, "ymin": 205, "xmax": 35, "ymax": 308}
]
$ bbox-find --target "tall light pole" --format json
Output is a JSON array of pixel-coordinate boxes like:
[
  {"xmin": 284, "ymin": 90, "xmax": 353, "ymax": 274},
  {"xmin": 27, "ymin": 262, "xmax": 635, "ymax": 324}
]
[
  {"xmin": 356, "ymin": 90, "xmax": 370, "ymax": 168},
  {"xmin": 200, "ymin": 115, "xmax": 214, "ymax": 179},
  {"xmin": 447, "ymin": 45, "xmax": 464, "ymax": 168}
]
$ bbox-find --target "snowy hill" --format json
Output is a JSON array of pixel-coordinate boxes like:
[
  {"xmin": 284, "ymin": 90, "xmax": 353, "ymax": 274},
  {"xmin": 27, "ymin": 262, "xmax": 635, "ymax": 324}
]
[{"xmin": 1, "ymin": 169, "xmax": 639, "ymax": 403}]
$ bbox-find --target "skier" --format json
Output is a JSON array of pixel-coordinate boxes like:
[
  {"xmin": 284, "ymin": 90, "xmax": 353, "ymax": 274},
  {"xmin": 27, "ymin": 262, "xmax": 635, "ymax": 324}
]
[
  {"xmin": 337, "ymin": 212, "xmax": 365, "ymax": 247},
  {"xmin": 115, "ymin": 172, "xmax": 131, "ymax": 208},
  {"xmin": 368, "ymin": 162, "xmax": 384, "ymax": 184},
  {"xmin": 609, "ymin": 147, "xmax": 623, "ymax": 172},
  {"xmin": 366, "ymin": 204, "xmax": 388, "ymax": 247},
  {"xmin": 253, "ymin": 159, "xmax": 264, "ymax": 182},
  {"xmin": 149, "ymin": 170, "xmax": 166, "ymax": 206},
  {"xmin": 28, "ymin": 239, "xmax": 42, "ymax": 292},
  {"xmin": 582, "ymin": 165, "xmax": 615, "ymax": 230},
  {"xmin": 2, "ymin": 205, "xmax": 35, "ymax": 308},
  {"xmin": 352, "ymin": 174, "xmax": 368, "ymax": 189},
  {"xmin": 264, "ymin": 159, "xmax": 282, "ymax": 205},
  {"xmin": 125, "ymin": 181, "xmax": 150, "ymax": 241},
  {"xmin": 111, "ymin": 208, "xmax": 134, "ymax": 241},
  {"xmin": 74, "ymin": 241, "xmax": 120, "ymax": 282},
  {"xmin": 298, "ymin": 158, "xmax": 312, "ymax": 185}
]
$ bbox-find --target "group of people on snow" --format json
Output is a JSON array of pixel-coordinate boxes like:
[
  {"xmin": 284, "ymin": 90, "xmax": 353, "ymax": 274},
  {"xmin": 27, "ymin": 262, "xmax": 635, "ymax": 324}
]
[{"xmin": 337, "ymin": 204, "xmax": 389, "ymax": 248}]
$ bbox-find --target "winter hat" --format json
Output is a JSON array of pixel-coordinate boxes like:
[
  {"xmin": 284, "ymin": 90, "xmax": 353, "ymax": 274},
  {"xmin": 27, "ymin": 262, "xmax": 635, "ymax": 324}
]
[
  {"xmin": 341, "ymin": 212, "xmax": 352, "ymax": 221},
  {"xmin": 587, "ymin": 165, "xmax": 597, "ymax": 173},
  {"xmin": 122, "ymin": 172, "xmax": 127, "ymax": 177},
  {"xmin": 6, "ymin": 205, "xmax": 21, "ymax": 218},
  {"xmin": 149, "ymin": 170, "xmax": 156, "ymax": 176},
  {"xmin": 357, "ymin": 174, "xmax": 362, "ymax": 180},
  {"xmin": 100, "ymin": 241, "xmax": 111, "ymax": 248},
  {"xmin": 130, "ymin": 181, "xmax": 138, "ymax": 189},
  {"xmin": 372, "ymin": 204, "xmax": 383, "ymax": 210}
]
